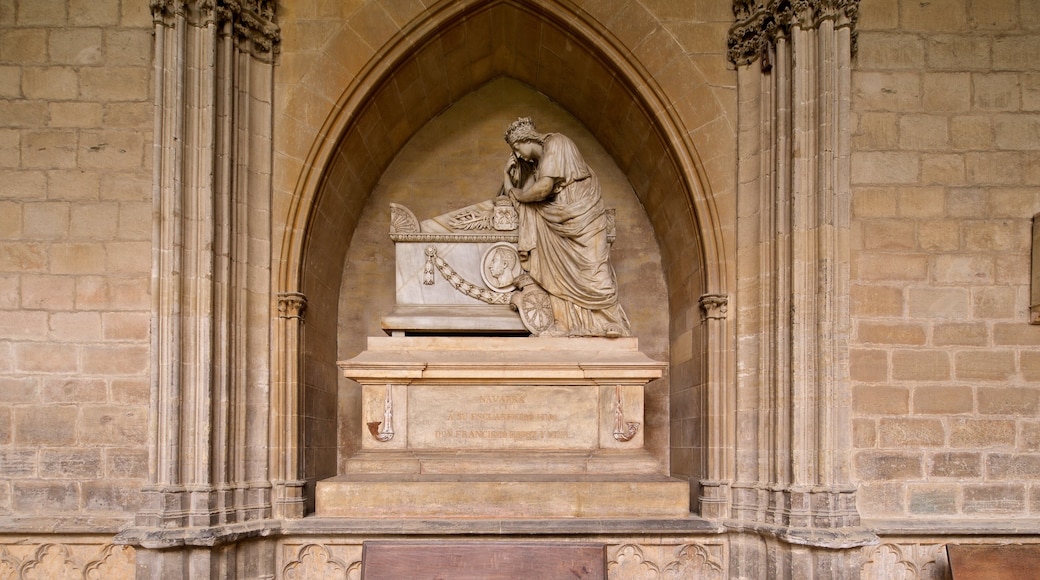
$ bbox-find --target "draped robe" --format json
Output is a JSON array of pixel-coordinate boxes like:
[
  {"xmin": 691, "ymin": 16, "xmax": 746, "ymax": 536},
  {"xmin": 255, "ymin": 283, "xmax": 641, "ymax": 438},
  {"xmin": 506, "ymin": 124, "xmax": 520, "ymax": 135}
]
[{"xmin": 513, "ymin": 133, "xmax": 630, "ymax": 336}]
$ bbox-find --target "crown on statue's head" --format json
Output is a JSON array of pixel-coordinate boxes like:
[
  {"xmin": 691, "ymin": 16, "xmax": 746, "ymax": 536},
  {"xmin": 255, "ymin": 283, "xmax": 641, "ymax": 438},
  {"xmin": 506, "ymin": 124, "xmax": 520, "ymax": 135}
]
[{"xmin": 504, "ymin": 117, "xmax": 539, "ymax": 144}]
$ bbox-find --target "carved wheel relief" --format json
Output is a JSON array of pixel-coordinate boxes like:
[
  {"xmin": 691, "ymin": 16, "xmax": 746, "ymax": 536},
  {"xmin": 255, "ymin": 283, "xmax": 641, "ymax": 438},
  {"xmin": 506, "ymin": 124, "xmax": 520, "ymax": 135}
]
[{"xmin": 515, "ymin": 284, "xmax": 555, "ymax": 335}]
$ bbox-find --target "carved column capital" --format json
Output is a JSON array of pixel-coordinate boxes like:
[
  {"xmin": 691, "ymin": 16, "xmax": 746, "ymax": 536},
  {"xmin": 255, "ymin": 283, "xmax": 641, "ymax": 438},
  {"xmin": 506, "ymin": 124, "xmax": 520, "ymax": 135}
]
[
  {"xmin": 728, "ymin": 0, "xmax": 859, "ymax": 66},
  {"xmin": 699, "ymin": 293, "xmax": 729, "ymax": 321},
  {"xmin": 151, "ymin": 0, "xmax": 280, "ymax": 56},
  {"xmin": 277, "ymin": 292, "xmax": 307, "ymax": 321}
]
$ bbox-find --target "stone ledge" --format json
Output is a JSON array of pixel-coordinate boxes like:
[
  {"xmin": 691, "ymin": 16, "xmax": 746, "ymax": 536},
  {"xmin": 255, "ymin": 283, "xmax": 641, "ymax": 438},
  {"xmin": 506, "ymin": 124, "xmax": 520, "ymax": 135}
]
[
  {"xmin": 281, "ymin": 515, "xmax": 724, "ymax": 536},
  {"xmin": 0, "ymin": 515, "xmax": 133, "ymax": 535},
  {"xmin": 864, "ymin": 518, "xmax": 1040, "ymax": 536}
]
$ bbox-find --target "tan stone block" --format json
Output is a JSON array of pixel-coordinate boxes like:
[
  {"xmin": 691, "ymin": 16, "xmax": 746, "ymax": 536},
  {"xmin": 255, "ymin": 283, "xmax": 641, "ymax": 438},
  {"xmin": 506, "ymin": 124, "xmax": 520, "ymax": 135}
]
[
  {"xmin": 81, "ymin": 345, "xmax": 147, "ymax": 375},
  {"xmin": 853, "ymin": 418, "xmax": 877, "ymax": 448},
  {"xmin": 0, "ymin": 29, "xmax": 46, "ymax": 64},
  {"xmin": 69, "ymin": 203, "xmax": 119, "ymax": 240},
  {"xmin": 0, "ymin": 274, "xmax": 17, "ymax": 308},
  {"xmin": 103, "ymin": 102, "xmax": 152, "ymax": 129},
  {"xmin": 857, "ymin": 32, "xmax": 925, "ymax": 70},
  {"xmin": 928, "ymin": 452, "xmax": 981, "ymax": 478},
  {"xmin": 918, "ymin": 220, "xmax": 960, "ymax": 251},
  {"xmin": 15, "ymin": 342, "xmax": 78, "ymax": 373},
  {"xmin": 988, "ymin": 186, "xmax": 1040, "ymax": 216},
  {"xmin": 12, "ymin": 481, "xmax": 79, "ymax": 513},
  {"xmin": 926, "ymin": 35, "xmax": 991, "ymax": 70},
  {"xmin": 0, "ymin": 200, "xmax": 20, "ymax": 238},
  {"xmin": 120, "ymin": 0, "xmax": 153, "ymax": 26},
  {"xmin": 49, "ymin": 311, "xmax": 101, "ymax": 341},
  {"xmin": 0, "ymin": 242, "xmax": 47, "ymax": 272},
  {"xmin": 79, "ymin": 131, "xmax": 146, "ymax": 170},
  {"xmin": 856, "ymin": 483, "xmax": 906, "ymax": 517},
  {"xmin": 862, "ymin": 220, "xmax": 916, "ymax": 250},
  {"xmin": 0, "ymin": 129, "xmax": 18, "ymax": 168},
  {"xmin": 852, "ymin": 72, "xmax": 921, "ymax": 112},
  {"xmin": 988, "ymin": 453, "xmax": 1040, "ymax": 479},
  {"xmin": 42, "ymin": 377, "xmax": 106, "ymax": 404},
  {"xmin": 1022, "ymin": 351, "xmax": 1040, "ymax": 381},
  {"xmin": 963, "ymin": 483, "xmax": 1025, "ymax": 514},
  {"xmin": 970, "ymin": 0, "xmax": 1017, "ymax": 29},
  {"xmin": 955, "ymin": 350, "xmax": 1015, "ymax": 381},
  {"xmin": 913, "ymin": 385, "xmax": 973, "ymax": 414},
  {"xmin": 49, "ymin": 102, "xmax": 103, "ymax": 128},
  {"xmin": 973, "ymin": 74, "xmax": 1021, "ymax": 112},
  {"xmin": 879, "ymin": 418, "xmax": 944, "ymax": 447},
  {"xmin": 0, "ymin": 65, "xmax": 18, "ymax": 98},
  {"xmin": 852, "ymin": 112, "xmax": 899, "ymax": 149},
  {"xmin": 1021, "ymin": 422, "xmax": 1040, "ymax": 451},
  {"xmin": 850, "ymin": 349, "xmax": 889, "ymax": 382},
  {"xmin": 105, "ymin": 241, "xmax": 150, "ymax": 273},
  {"xmin": 78, "ymin": 405, "xmax": 148, "ymax": 445},
  {"xmin": 79, "ymin": 67, "xmax": 149, "ymax": 101},
  {"xmin": 108, "ymin": 276, "xmax": 150, "ymax": 310},
  {"xmin": 83, "ymin": 480, "xmax": 145, "ymax": 513},
  {"xmin": 921, "ymin": 154, "xmax": 966, "ymax": 186},
  {"xmin": 101, "ymin": 312, "xmax": 149, "ymax": 341},
  {"xmin": 901, "ymin": 0, "xmax": 967, "ymax": 31},
  {"xmin": 952, "ymin": 417, "xmax": 1015, "ymax": 451},
  {"xmin": 48, "ymin": 170, "xmax": 101, "ymax": 200},
  {"xmin": 22, "ymin": 66, "xmax": 77, "ymax": 100},
  {"xmin": 854, "ymin": 451, "xmax": 923, "ymax": 480},
  {"xmin": 933, "ymin": 322, "xmax": 988, "ymax": 346},
  {"xmin": 993, "ymin": 36, "xmax": 1040, "ymax": 71},
  {"xmin": 995, "ymin": 114, "xmax": 1040, "ymax": 150},
  {"xmin": 1024, "ymin": 73, "xmax": 1040, "ymax": 111},
  {"xmin": 117, "ymin": 202, "xmax": 151, "ymax": 241},
  {"xmin": 854, "ymin": 252, "xmax": 929, "ymax": 281},
  {"xmin": 69, "ymin": 0, "xmax": 119, "ymax": 26},
  {"xmin": 857, "ymin": 321, "xmax": 926, "ymax": 345},
  {"xmin": 0, "ymin": 377, "xmax": 36, "ymax": 403},
  {"xmin": 850, "ymin": 284, "xmax": 904, "ymax": 317},
  {"xmin": 0, "ymin": 407, "xmax": 9, "ymax": 445},
  {"xmin": 971, "ymin": 287, "xmax": 1016, "ymax": 319},
  {"xmin": 854, "ymin": 385, "xmax": 909, "ymax": 414},
  {"xmin": 923, "ymin": 73, "xmax": 972, "ymax": 112},
  {"xmin": 0, "ymin": 448, "xmax": 37, "ymax": 477},
  {"xmin": 100, "ymin": 172, "xmax": 149, "ymax": 201},
  {"xmin": 994, "ymin": 323, "xmax": 1040, "ymax": 346},
  {"xmin": 978, "ymin": 386, "xmax": 1040, "ymax": 415},
  {"xmin": 965, "ymin": 220, "xmax": 1027, "ymax": 252},
  {"xmin": 933, "ymin": 255, "xmax": 994, "ymax": 284},
  {"xmin": 14, "ymin": 405, "xmax": 77, "ymax": 444},
  {"xmin": 48, "ymin": 28, "xmax": 102, "ymax": 65},
  {"xmin": 0, "ymin": 310, "xmax": 47, "ymax": 339},
  {"xmin": 852, "ymin": 187, "xmax": 899, "ymax": 218},
  {"xmin": 22, "ymin": 131, "xmax": 77, "ymax": 169},
  {"xmin": 39, "ymin": 448, "xmax": 102, "ymax": 478},
  {"xmin": 16, "ymin": 0, "xmax": 65, "ymax": 25},
  {"xmin": 105, "ymin": 448, "xmax": 148, "ymax": 478},
  {"xmin": 857, "ymin": 0, "xmax": 898, "ymax": 30},
  {"xmin": 951, "ymin": 116, "xmax": 995, "ymax": 150},
  {"xmin": 51, "ymin": 243, "xmax": 106, "ymax": 274},
  {"xmin": 851, "ymin": 151, "xmax": 919, "ymax": 184},
  {"xmin": 111, "ymin": 378, "xmax": 149, "ymax": 406},
  {"xmin": 892, "ymin": 350, "xmax": 951, "ymax": 381},
  {"xmin": 899, "ymin": 115, "xmax": 949, "ymax": 150},
  {"xmin": 23, "ymin": 201, "xmax": 69, "ymax": 239},
  {"xmin": 908, "ymin": 484, "xmax": 958, "ymax": 515}
]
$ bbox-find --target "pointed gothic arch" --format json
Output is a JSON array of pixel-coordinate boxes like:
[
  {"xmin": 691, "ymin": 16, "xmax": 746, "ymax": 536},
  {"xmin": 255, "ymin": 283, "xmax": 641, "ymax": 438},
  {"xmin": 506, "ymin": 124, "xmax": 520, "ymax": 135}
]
[{"xmin": 271, "ymin": 0, "xmax": 733, "ymax": 517}]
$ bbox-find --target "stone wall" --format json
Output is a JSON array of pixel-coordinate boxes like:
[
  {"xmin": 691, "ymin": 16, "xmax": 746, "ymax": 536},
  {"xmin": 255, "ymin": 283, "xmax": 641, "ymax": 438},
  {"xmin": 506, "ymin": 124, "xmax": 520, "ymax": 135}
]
[
  {"xmin": 850, "ymin": 0, "xmax": 1040, "ymax": 522},
  {"xmin": 0, "ymin": 0, "xmax": 152, "ymax": 529}
]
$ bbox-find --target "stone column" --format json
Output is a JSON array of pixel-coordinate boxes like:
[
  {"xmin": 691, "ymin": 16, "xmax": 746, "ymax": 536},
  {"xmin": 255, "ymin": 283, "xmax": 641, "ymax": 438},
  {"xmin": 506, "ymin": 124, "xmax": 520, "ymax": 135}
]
[
  {"xmin": 117, "ymin": 1, "xmax": 280, "ymax": 574},
  {"xmin": 729, "ymin": 0, "xmax": 876, "ymax": 576}
]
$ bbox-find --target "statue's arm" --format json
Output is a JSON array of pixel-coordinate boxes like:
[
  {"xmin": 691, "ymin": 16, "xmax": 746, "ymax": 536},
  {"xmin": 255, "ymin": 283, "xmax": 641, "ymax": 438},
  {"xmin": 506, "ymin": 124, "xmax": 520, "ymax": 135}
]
[{"xmin": 510, "ymin": 176, "xmax": 556, "ymax": 203}]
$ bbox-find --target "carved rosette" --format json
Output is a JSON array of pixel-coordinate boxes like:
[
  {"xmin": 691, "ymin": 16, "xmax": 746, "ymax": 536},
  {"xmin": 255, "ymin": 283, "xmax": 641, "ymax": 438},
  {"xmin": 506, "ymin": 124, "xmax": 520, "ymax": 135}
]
[
  {"xmin": 151, "ymin": 0, "xmax": 280, "ymax": 56},
  {"xmin": 728, "ymin": 0, "xmax": 859, "ymax": 66}
]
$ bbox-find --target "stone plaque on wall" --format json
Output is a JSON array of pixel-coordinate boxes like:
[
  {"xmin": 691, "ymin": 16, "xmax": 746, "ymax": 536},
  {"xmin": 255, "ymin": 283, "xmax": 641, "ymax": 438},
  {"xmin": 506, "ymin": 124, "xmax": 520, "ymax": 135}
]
[{"xmin": 408, "ymin": 384, "xmax": 598, "ymax": 449}]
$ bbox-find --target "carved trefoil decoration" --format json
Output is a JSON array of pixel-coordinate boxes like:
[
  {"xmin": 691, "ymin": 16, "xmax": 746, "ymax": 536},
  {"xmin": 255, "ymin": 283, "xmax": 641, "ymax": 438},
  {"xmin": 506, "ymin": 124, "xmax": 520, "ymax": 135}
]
[
  {"xmin": 612, "ymin": 385, "xmax": 640, "ymax": 442},
  {"xmin": 367, "ymin": 384, "xmax": 395, "ymax": 442}
]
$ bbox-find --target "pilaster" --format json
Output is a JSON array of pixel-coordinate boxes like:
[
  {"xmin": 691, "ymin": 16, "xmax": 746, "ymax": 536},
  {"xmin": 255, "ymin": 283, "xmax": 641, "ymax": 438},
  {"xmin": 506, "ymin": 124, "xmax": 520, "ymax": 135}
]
[
  {"xmin": 119, "ymin": 0, "xmax": 279, "ymax": 560},
  {"xmin": 729, "ymin": 0, "xmax": 876, "ymax": 571}
]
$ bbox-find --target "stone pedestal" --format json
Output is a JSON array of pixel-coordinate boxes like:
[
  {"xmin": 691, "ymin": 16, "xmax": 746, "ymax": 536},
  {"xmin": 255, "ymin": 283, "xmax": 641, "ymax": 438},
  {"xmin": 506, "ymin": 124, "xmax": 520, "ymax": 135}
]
[{"xmin": 317, "ymin": 337, "xmax": 688, "ymax": 518}]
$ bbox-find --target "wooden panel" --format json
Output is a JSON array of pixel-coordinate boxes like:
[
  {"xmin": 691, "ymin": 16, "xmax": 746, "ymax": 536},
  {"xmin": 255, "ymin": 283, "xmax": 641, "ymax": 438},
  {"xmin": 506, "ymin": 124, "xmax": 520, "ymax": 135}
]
[
  {"xmin": 362, "ymin": 541, "xmax": 605, "ymax": 580},
  {"xmin": 948, "ymin": 544, "xmax": 1040, "ymax": 579}
]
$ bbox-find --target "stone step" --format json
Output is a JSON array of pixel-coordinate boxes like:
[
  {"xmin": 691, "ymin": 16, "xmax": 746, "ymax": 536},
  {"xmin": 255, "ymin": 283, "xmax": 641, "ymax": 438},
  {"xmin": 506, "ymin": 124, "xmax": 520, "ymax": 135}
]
[{"xmin": 315, "ymin": 473, "xmax": 691, "ymax": 518}]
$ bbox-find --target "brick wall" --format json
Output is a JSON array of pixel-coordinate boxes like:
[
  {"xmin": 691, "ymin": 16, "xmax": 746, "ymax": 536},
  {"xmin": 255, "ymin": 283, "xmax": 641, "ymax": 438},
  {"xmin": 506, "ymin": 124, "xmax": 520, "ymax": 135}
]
[
  {"xmin": 0, "ymin": 0, "xmax": 152, "ymax": 520},
  {"xmin": 851, "ymin": 0, "xmax": 1040, "ymax": 519}
]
